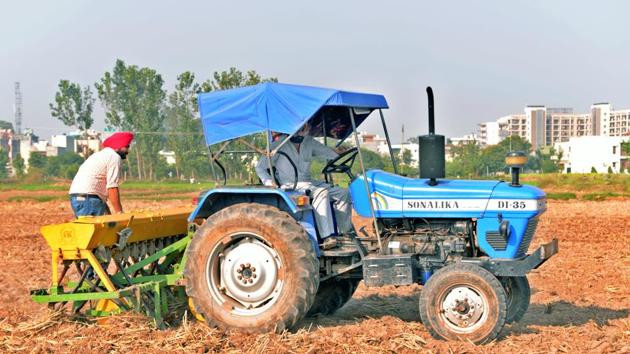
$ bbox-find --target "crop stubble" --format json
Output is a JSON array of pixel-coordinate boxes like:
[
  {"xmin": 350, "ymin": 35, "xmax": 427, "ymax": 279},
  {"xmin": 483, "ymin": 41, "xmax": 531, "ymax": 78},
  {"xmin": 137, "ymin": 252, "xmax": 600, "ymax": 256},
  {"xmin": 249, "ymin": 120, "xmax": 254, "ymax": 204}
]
[{"xmin": 0, "ymin": 199, "xmax": 628, "ymax": 353}]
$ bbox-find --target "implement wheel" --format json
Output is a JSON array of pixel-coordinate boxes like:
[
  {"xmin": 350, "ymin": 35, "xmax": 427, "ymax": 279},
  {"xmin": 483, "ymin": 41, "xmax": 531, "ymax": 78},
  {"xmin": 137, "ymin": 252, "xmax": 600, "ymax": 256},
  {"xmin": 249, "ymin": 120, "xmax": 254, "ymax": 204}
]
[
  {"xmin": 185, "ymin": 203, "xmax": 319, "ymax": 333},
  {"xmin": 307, "ymin": 278, "xmax": 360, "ymax": 316},
  {"xmin": 500, "ymin": 276, "xmax": 531, "ymax": 324},
  {"xmin": 419, "ymin": 263, "xmax": 507, "ymax": 344}
]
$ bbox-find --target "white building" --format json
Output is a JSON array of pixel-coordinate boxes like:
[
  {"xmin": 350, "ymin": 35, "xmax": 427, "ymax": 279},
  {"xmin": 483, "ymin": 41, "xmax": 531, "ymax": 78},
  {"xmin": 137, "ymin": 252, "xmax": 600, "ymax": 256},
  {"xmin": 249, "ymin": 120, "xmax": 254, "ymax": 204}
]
[
  {"xmin": 51, "ymin": 134, "xmax": 76, "ymax": 150},
  {"xmin": 388, "ymin": 143, "xmax": 419, "ymax": 167},
  {"xmin": 159, "ymin": 150, "xmax": 177, "ymax": 165},
  {"xmin": 450, "ymin": 133, "xmax": 478, "ymax": 145},
  {"xmin": 554, "ymin": 136, "xmax": 629, "ymax": 173},
  {"xmin": 478, "ymin": 120, "xmax": 507, "ymax": 146},
  {"xmin": 347, "ymin": 131, "xmax": 388, "ymax": 153}
]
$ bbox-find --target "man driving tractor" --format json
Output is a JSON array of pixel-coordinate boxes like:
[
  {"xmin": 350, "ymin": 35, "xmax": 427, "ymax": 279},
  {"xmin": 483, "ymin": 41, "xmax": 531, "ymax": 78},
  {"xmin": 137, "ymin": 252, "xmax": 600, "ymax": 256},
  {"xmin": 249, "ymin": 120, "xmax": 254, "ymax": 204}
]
[{"xmin": 255, "ymin": 123, "xmax": 352, "ymax": 238}]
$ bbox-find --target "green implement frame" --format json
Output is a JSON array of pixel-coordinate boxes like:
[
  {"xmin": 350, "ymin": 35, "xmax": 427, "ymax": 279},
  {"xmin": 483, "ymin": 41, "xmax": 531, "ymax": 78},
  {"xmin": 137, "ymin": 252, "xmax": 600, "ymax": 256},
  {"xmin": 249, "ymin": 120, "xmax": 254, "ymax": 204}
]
[{"xmin": 31, "ymin": 233, "xmax": 193, "ymax": 327}]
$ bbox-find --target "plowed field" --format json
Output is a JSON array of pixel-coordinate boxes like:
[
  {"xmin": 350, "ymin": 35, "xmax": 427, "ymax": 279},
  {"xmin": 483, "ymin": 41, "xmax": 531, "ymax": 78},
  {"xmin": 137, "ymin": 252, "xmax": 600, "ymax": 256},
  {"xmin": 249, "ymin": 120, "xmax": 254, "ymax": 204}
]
[{"xmin": 1, "ymin": 199, "xmax": 628, "ymax": 353}]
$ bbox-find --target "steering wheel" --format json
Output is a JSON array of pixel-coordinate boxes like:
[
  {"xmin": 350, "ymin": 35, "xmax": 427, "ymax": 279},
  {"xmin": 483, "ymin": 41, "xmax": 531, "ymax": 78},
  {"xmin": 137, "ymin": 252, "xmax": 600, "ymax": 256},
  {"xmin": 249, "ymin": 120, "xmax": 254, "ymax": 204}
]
[{"xmin": 322, "ymin": 147, "xmax": 359, "ymax": 181}]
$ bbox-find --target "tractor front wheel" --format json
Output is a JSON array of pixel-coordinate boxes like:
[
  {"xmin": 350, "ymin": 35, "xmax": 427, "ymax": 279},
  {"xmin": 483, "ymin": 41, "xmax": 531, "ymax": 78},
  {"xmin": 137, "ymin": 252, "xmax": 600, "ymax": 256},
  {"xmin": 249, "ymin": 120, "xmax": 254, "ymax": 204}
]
[
  {"xmin": 419, "ymin": 263, "xmax": 507, "ymax": 344},
  {"xmin": 184, "ymin": 203, "xmax": 319, "ymax": 333}
]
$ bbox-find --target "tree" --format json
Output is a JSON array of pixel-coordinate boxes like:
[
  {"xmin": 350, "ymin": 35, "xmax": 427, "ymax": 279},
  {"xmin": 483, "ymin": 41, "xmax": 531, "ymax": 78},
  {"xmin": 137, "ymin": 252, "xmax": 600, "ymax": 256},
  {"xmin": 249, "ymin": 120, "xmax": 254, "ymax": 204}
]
[
  {"xmin": 12, "ymin": 155, "xmax": 25, "ymax": 178},
  {"xmin": 44, "ymin": 153, "xmax": 84, "ymax": 179},
  {"xmin": 49, "ymin": 80, "xmax": 95, "ymax": 132},
  {"xmin": 164, "ymin": 71, "xmax": 204, "ymax": 179},
  {"xmin": 200, "ymin": 67, "xmax": 277, "ymax": 92},
  {"xmin": 479, "ymin": 136, "xmax": 533, "ymax": 175},
  {"xmin": 95, "ymin": 59, "xmax": 166, "ymax": 180},
  {"xmin": 401, "ymin": 148, "xmax": 413, "ymax": 166},
  {"xmin": 0, "ymin": 121, "xmax": 13, "ymax": 131},
  {"xmin": 28, "ymin": 152, "xmax": 47, "ymax": 169},
  {"xmin": 0, "ymin": 149, "xmax": 9, "ymax": 178},
  {"xmin": 447, "ymin": 141, "xmax": 482, "ymax": 177}
]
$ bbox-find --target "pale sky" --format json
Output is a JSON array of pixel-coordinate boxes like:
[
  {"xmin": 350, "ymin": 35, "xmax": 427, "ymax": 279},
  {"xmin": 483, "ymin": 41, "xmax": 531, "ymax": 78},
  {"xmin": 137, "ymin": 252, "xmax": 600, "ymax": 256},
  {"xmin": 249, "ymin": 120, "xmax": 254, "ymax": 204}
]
[{"xmin": 1, "ymin": 0, "xmax": 629, "ymax": 143}]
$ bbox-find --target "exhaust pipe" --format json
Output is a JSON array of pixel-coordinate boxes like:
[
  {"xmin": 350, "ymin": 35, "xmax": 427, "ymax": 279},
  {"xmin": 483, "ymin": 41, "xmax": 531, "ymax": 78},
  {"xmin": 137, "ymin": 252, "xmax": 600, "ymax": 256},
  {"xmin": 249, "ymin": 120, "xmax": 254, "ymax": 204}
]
[
  {"xmin": 427, "ymin": 87, "xmax": 435, "ymax": 135},
  {"xmin": 419, "ymin": 86, "xmax": 445, "ymax": 186}
]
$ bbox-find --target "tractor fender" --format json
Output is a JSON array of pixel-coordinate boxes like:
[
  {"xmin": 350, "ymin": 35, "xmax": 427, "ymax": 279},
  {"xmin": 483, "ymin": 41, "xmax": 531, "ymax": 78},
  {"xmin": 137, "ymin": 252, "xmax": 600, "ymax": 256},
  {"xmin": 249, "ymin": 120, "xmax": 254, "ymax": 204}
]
[{"xmin": 188, "ymin": 187, "xmax": 320, "ymax": 255}]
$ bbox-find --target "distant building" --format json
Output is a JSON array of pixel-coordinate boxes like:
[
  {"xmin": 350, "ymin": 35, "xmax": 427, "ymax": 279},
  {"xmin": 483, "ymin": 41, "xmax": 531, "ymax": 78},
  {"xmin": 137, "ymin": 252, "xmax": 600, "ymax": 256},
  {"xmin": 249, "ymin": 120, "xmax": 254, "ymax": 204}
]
[
  {"xmin": 450, "ymin": 133, "xmax": 478, "ymax": 145},
  {"xmin": 554, "ymin": 136, "xmax": 629, "ymax": 173},
  {"xmin": 388, "ymin": 143, "xmax": 419, "ymax": 167},
  {"xmin": 609, "ymin": 109, "xmax": 630, "ymax": 136},
  {"xmin": 479, "ymin": 102, "xmax": 630, "ymax": 149},
  {"xmin": 159, "ymin": 150, "xmax": 177, "ymax": 165},
  {"xmin": 51, "ymin": 134, "xmax": 76, "ymax": 150},
  {"xmin": 347, "ymin": 131, "xmax": 388, "ymax": 153},
  {"xmin": 52, "ymin": 130, "xmax": 102, "ymax": 157},
  {"xmin": 478, "ymin": 121, "xmax": 505, "ymax": 146}
]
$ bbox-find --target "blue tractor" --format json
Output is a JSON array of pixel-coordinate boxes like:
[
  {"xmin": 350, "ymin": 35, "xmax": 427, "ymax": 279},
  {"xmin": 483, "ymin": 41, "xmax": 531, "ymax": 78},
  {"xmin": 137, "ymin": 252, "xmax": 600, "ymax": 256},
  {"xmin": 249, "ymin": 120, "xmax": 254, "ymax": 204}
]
[{"xmin": 184, "ymin": 83, "xmax": 558, "ymax": 344}]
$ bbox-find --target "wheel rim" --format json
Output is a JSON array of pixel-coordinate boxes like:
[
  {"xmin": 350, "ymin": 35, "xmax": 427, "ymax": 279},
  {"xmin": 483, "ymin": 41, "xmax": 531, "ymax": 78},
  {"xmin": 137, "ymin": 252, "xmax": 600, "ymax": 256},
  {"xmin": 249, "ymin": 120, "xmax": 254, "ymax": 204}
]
[
  {"xmin": 206, "ymin": 232, "xmax": 284, "ymax": 316},
  {"xmin": 438, "ymin": 285, "xmax": 489, "ymax": 334}
]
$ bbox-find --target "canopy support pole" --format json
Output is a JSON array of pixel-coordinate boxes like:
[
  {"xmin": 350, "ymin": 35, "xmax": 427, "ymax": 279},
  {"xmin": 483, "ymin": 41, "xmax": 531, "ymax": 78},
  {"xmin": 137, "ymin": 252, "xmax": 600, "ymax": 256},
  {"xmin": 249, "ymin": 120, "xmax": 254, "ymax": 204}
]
[
  {"xmin": 378, "ymin": 109, "xmax": 399, "ymax": 175},
  {"xmin": 206, "ymin": 145, "xmax": 218, "ymax": 182},
  {"xmin": 265, "ymin": 129, "xmax": 277, "ymax": 187},
  {"xmin": 348, "ymin": 108, "xmax": 383, "ymax": 253}
]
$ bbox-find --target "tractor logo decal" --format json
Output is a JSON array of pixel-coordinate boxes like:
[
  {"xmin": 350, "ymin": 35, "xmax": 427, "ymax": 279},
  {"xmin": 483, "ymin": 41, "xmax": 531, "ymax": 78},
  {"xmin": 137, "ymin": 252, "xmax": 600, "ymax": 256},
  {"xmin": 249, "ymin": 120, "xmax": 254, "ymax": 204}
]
[{"xmin": 371, "ymin": 192, "xmax": 388, "ymax": 210}]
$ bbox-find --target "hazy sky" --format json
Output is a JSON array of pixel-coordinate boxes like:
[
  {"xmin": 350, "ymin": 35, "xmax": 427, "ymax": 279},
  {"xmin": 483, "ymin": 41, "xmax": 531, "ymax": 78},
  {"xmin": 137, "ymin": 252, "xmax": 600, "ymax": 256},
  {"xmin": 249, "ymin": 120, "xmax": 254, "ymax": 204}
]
[{"xmin": 1, "ymin": 0, "xmax": 629, "ymax": 142}]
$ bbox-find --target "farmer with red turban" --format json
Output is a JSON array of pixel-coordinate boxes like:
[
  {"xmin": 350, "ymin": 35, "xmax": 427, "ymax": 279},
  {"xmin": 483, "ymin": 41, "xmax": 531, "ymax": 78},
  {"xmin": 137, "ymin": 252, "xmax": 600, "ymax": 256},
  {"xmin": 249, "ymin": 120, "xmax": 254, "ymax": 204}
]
[{"xmin": 68, "ymin": 132, "xmax": 134, "ymax": 217}]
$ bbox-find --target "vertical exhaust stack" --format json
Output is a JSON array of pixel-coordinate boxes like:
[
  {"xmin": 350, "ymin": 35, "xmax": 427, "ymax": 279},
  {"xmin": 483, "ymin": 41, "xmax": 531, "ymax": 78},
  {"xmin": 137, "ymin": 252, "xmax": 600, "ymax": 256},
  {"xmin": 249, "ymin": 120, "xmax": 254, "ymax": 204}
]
[{"xmin": 419, "ymin": 87, "xmax": 445, "ymax": 186}]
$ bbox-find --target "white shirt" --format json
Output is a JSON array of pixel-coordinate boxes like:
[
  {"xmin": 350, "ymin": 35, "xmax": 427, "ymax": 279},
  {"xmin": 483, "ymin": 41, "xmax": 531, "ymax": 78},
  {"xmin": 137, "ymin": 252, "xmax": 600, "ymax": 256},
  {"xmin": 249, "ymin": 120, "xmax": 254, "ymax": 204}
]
[
  {"xmin": 69, "ymin": 147, "xmax": 122, "ymax": 201},
  {"xmin": 256, "ymin": 136, "xmax": 338, "ymax": 186}
]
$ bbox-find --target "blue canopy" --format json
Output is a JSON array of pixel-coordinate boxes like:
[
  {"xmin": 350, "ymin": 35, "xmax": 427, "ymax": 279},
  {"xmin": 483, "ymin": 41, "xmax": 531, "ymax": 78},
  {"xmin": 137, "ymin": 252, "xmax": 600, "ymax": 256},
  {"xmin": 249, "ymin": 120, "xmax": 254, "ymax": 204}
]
[{"xmin": 198, "ymin": 82, "xmax": 389, "ymax": 145}]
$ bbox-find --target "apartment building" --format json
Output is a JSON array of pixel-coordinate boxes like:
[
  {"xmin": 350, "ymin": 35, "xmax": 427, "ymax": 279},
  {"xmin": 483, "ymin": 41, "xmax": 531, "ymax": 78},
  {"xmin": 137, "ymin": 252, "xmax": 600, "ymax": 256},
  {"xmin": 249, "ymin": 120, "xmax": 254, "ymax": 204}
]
[
  {"xmin": 479, "ymin": 102, "xmax": 630, "ymax": 148},
  {"xmin": 609, "ymin": 109, "xmax": 630, "ymax": 136}
]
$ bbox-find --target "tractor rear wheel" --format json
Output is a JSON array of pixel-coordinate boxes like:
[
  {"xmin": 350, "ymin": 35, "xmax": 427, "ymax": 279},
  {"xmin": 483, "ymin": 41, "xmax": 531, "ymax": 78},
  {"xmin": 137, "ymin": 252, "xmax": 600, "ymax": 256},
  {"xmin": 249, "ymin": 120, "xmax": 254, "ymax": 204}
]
[
  {"xmin": 184, "ymin": 203, "xmax": 319, "ymax": 333},
  {"xmin": 307, "ymin": 278, "xmax": 360, "ymax": 316},
  {"xmin": 419, "ymin": 263, "xmax": 507, "ymax": 344},
  {"xmin": 500, "ymin": 276, "xmax": 531, "ymax": 324}
]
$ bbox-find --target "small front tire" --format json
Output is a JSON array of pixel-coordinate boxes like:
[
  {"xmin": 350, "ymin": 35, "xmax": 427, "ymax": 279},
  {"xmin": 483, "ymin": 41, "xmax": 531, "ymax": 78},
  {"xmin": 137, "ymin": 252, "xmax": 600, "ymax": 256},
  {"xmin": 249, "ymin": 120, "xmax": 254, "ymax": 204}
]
[{"xmin": 419, "ymin": 263, "xmax": 507, "ymax": 344}]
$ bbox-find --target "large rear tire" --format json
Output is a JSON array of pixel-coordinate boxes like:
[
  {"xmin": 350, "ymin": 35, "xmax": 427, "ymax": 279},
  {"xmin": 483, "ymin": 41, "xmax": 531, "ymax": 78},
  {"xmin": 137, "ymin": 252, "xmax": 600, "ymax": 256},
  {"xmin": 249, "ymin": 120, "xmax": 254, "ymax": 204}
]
[
  {"xmin": 500, "ymin": 276, "xmax": 531, "ymax": 324},
  {"xmin": 419, "ymin": 263, "xmax": 507, "ymax": 344},
  {"xmin": 185, "ymin": 203, "xmax": 319, "ymax": 333},
  {"xmin": 307, "ymin": 278, "xmax": 360, "ymax": 316}
]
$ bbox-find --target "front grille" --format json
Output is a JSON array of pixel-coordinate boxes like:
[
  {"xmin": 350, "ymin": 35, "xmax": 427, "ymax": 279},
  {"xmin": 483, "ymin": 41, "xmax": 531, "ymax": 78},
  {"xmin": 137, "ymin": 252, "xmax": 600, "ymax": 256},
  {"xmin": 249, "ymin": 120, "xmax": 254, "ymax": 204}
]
[
  {"xmin": 486, "ymin": 231, "xmax": 507, "ymax": 250},
  {"xmin": 517, "ymin": 218, "xmax": 538, "ymax": 256}
]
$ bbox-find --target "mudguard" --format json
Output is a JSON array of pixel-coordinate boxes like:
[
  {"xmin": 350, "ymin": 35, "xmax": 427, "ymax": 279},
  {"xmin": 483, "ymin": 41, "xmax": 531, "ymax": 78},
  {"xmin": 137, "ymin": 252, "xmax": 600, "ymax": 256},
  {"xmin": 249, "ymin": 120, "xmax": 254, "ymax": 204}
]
[{"xmin": 188, "ymin": 187, "xmax": 320, "ymax": 255}]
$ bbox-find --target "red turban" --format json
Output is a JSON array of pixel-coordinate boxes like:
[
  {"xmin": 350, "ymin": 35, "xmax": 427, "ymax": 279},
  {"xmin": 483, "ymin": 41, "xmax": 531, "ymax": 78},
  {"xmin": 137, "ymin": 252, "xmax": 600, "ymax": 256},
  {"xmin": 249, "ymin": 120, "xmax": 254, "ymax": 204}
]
[{"xmin": 102, "ymin": 132, "xmax": 134, "ymax": 149}]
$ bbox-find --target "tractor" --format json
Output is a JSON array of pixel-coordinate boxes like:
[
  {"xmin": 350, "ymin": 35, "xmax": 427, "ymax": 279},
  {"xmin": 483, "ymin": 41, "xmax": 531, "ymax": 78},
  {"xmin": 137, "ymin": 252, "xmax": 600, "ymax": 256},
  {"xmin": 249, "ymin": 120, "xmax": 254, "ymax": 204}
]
[{"xmin": 32, "ymin": 83, "xmax": 557, "ymax": 344}]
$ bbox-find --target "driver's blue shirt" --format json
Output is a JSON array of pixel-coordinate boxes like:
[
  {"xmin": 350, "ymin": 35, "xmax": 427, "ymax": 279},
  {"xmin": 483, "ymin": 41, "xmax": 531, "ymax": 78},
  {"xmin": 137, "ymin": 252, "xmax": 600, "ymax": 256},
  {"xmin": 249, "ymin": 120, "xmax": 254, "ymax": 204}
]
[{"xmin": 255, "ymin": 136, "xmax": 338, "ymax": 186}]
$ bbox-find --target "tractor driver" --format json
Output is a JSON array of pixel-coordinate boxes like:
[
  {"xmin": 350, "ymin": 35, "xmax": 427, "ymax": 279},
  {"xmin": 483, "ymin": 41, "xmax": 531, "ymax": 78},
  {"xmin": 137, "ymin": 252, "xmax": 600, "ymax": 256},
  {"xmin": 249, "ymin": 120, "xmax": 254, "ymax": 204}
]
[
  {"xmin": 255, "ymin": 124, "xmax": 352, "ymax": 238},
  {"xmin": 68, "ymin": 132, "xmax": 134, "ymax": 217}
]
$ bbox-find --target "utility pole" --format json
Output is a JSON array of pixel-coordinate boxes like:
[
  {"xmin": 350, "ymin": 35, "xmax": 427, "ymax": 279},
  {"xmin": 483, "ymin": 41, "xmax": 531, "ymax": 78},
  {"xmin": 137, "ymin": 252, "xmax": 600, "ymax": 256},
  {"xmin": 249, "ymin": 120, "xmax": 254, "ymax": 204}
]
[
  {"xmin": 14, "ymin": 82, "xmax": 22, "ymax": 135},
  {"xmin": 401, "ymin": 124, "xmax": 405, "ymax": 144}
]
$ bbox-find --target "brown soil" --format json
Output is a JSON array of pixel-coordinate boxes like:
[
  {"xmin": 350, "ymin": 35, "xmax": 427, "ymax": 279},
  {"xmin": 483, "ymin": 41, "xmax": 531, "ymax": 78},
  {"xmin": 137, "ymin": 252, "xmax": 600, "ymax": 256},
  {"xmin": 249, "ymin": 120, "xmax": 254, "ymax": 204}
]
[{"xmin": 0, "ymin": 199, "xmax": 628, "ymax": 353}]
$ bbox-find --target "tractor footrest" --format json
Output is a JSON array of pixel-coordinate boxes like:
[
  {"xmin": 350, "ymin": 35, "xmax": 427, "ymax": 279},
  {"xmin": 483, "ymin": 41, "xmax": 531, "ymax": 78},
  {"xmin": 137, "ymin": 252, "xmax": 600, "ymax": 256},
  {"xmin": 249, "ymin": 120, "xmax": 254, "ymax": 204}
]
[{"xmin": 362, "ymin": 254, "xmax": 417, "ymax": 287}]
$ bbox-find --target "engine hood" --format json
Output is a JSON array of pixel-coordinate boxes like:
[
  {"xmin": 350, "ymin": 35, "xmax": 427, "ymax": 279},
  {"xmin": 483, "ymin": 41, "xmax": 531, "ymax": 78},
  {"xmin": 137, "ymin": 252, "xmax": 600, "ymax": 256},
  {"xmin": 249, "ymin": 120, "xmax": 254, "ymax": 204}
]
[{"xmin": 350, "ymin": 170, "xmax": 546, "ymax": 219}]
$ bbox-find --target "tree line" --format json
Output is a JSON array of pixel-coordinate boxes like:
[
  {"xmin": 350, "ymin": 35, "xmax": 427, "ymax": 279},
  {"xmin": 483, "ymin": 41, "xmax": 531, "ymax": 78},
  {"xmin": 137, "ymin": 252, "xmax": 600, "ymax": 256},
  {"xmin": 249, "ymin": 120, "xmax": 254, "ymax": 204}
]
[
  {"xmin": 43, "ymin": 60, "xmax": 277, "ymax": 181},
  {"xmin": 446, "ymin": 135, "xmax": 561, "ymax": 177}
]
